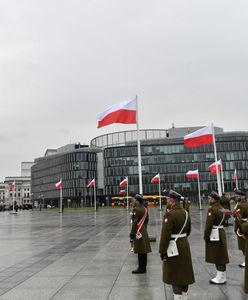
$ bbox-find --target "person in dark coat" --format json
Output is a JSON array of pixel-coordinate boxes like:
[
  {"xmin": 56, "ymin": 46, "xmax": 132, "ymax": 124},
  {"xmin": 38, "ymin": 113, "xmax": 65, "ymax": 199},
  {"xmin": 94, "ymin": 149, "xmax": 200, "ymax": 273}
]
[
  {"xmin": 220, "ymin": 192, "xmax": 231, "ymax": 227},
  {"xmin": 239, "ymin": 221, "xmax": 248, "ymax": 293},
  {"xmin": 204, "ymin": 191, "xmax": 229, "ymax": 284},
  {"xmin": 233, "ymin": 189, "xmax": 248, "ymax": 268},
  {"xmin": 159, "ymin": 190, "xmax": 195, "ymax": 300},
  {"xmin": 130, "ymin": 194, "xmax": 151, "ymax": 274}
]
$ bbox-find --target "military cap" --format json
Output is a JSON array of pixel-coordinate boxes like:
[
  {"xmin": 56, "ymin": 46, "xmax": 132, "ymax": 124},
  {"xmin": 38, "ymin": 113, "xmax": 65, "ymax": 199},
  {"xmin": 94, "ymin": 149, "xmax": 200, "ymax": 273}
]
[
  {"xmin": 234, "ymin": 189, "xmax": 246, "ymax": 196},
  {"xmin": 208, "ymin": 191, "xmax": 220, "ymax": 201},
  {"xmin": 134, "ymin": 194, "xmax": 143, "ymax": 203},
  {"xmin": 168, "ymin": 190, "xmax": 184, "ymax": 201}
]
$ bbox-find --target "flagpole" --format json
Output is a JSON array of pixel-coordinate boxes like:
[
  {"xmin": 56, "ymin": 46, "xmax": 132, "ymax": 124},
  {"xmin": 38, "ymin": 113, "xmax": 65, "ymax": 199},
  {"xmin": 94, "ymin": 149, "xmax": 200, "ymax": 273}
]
[
  {"xmin": 220, "ymin": 159, "xmax": 224, "ymax": 193},
  {"xmin": 12, "ymin": 182, "xmax": 15, "ymax": 214},
  {"xmin": 136, "ymin": 95, "xmax": 143, "ymax": 195},
  {"xmin": 197, "ymin": 173, "xmax": 202, "ymax": 210},
  {"xmin": 59, "ymin": 178, "xmax": 62, "ymax": 213},
  {"xmin": 158, "ymin": 174, "xmax": 162, "ymax": 210},
  {"xmin": 212, "ymin": 124, "xmax": 222, "ymax": 196},
  {"xmin": 94, "ymin": 179, "xmax": 96, "ymax": 211},
  {"xmin": 126, "ymin": 177, "xmax": 129, "ymax": 210},
  {"xmin": 235, "ymin": 169, "xmax": 239, "ymax": 189}
]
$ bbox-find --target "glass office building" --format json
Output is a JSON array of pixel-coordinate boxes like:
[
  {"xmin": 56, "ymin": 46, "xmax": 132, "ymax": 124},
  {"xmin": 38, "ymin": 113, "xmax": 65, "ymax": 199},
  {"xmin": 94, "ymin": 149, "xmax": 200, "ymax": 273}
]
[
  {"xmin": 31, "ymin": 127, "xmax": 248, "ymax": 205},
  {"xmin": 31, "ymin": 144, "xmax": 98, "ymax": 207},
  {"xmin": 91, "ymin": 128, "xmax": 248, "ymax": 198}
]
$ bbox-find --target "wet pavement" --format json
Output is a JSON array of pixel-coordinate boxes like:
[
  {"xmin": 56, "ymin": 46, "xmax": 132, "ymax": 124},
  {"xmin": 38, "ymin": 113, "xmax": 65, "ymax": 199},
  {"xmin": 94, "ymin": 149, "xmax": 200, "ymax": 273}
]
[{"xmin": 0, "ymin": 206, "xmax": 247, "ymax": 300}]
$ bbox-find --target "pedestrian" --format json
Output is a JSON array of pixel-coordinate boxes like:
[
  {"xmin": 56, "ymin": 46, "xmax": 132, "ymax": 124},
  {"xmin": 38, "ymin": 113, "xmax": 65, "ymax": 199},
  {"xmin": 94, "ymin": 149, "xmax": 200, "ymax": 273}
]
[
  {"xmin": 129, "ymin": 194, "xmax": 151, "ymax": 274},
  {"xmin": 204, "ymin": 191, "xmax": 229, "ymax": 284},
  {"xmin": 159, "ymin": 190, "xmax": 195, "ymax": 300},
  {"xmin": 233, "ymin": 189, "xmax": 248, "ymax": 268}
]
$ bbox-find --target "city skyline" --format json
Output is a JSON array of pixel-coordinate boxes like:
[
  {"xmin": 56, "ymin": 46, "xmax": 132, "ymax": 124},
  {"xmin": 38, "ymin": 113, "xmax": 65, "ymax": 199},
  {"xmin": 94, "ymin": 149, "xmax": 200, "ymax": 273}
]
[{"xmin": 1, "ymin": 1, "xmax": 248, "ymax": 180}]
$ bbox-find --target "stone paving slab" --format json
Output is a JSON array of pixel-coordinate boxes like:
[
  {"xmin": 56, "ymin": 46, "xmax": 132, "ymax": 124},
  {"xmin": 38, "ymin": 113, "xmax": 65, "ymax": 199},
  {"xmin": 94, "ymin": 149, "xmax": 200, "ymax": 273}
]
[{"xmin": 0, "ymin": 207, "xmax": 247, "ymax": 299}]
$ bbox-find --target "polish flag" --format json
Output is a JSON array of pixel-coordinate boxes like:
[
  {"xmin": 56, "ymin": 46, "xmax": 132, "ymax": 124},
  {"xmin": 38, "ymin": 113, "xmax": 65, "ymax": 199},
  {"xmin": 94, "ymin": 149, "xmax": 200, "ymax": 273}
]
[
  {"xmin": 208, "ymin": 160, "xmax": 222, "ymax": 174},
  {"xmin": 151, "ymin": 173, "xmax": 160, "ymax": 183},
  {"xmin": 234, "ymin": 169, "xmax": 238, "ymax": 188},
  {"xmin": 119, "ymin": 189, "xmax": 126, "ymax": 195},
  {"xmin": 55, "ymin": 180, "xmax": 62, "ymax": 189},
  {"xmin": 9, "ymin": 181, "xmax": 15, "ymax": 192},
  {"xmin": 97, "ymin": 98, "xmax": 137, "ymax": 128},
  {"xmin": 119, "ymin": 178, "xmax": 128, "ymax": 188},
  {"xmin": 184, "ymin": 125, "xmax": 213, "ymax": 148},
  {"xmin": 87, "ymin": 178, "xmax": 95, "ymax": 188},
  {"xmin": 186, "ymin": 170, "xmax": 199, "ymax": 179}
]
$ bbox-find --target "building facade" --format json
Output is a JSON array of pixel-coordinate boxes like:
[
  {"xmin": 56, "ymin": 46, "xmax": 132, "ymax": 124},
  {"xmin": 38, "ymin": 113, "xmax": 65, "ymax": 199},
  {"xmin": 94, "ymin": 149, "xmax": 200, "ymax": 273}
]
[
  {"xmin": 91, "ymin": 128, "xmax": 248, "ymax": 198},
  {"xmin": 0, "ymin": 162, "xmax": 34, "ymax": 208},
  {"xmin": 31, "ymin": 144, "xmax": 99, "ymax": 207},
  {"xmin": 31, "ymin": 127, "xmax": 248, "ymax": 206}
]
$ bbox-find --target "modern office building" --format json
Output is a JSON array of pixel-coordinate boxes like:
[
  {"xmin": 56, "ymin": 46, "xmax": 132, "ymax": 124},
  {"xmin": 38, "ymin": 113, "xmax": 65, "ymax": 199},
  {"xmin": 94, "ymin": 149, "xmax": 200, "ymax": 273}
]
[
  {"xmin": 31, "ymin": 126, "xmax": 248, "ymax": 205},
  {"xmin": 31, "ymin": 143, "xmax": 101, "ymax": 207}
]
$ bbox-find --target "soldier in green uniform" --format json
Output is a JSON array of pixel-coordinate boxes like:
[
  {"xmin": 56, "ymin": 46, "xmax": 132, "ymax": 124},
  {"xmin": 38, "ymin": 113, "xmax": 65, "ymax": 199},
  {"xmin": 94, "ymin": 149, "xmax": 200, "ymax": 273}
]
[
  {"xmin": 159, "ymin": 191, "xmax": 195, "ymax": 300},
  {"xmin": 130, "ymin": 194, "xmax": 151, "ymax": 274},
  {"xmin": 232, "ymin": 200, "xmax": 248, "ymax": 293},
  {"xmin": 204, "ymin": 191, "xmax": 229, "ymax": 284},
  {"xmin": 220, "ymin": 192, "xmax": 231, "ymax": 227},
  {"xmin": 183, "ymin": 196, "xmax": 191, "ymax": 213},
  {"xmin": 233, "ymin": 189, "xmax": 248, "ymax": 268}
]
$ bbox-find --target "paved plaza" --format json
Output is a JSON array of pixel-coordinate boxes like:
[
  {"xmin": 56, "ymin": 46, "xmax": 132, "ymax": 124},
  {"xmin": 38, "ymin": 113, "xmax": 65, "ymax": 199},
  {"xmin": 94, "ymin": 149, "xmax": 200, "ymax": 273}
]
[{"xmin": 0, "ymin": 206, "xmax": 247, "ymax": 300}]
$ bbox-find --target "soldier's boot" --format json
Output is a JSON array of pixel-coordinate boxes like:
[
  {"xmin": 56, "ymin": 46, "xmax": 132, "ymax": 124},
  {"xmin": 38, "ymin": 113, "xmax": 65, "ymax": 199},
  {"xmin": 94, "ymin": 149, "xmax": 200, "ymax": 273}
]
[
  {"xmin": 182, "ymin": 292, "xmax": 188, "ymax": 300},
  {"xmin": 173, "ymin": 294, "xmax": 182, "ymax": 300},
  {"xmin": 209, "ymin": 271, "xmax": 226, "ymax": 284},
  {"xmin": 239, "ymin": 262, "xmax": 245, "ymax": 268},
  {"xmin": 132, "ymin": 254, "xmax": 146, "ymax": 274}
]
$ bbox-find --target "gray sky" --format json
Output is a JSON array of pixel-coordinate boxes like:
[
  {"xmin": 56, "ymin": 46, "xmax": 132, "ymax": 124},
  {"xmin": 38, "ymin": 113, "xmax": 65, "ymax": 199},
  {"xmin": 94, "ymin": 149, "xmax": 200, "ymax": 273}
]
[{"xmin": 1, "ymin": 0, "xmax": 248, "ymax": 180}]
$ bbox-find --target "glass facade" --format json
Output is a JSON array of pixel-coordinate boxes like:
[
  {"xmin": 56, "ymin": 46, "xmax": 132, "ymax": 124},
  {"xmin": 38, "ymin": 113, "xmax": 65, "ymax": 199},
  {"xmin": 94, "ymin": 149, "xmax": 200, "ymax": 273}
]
[
  {"xmin": 31, "ymin": 149, "xmax": 97, "ymax": 206},
  {"xmin": 103, "ymin": 132, "xmax": 248, "ymax": 197}
]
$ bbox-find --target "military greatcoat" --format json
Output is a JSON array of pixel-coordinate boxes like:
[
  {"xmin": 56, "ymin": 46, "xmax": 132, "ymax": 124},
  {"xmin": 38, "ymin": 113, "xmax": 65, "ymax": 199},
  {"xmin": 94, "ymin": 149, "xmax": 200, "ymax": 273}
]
[
  {"xmin": 130, "ymin": 205, "xmax": 151, "ymax": 254},
  {"xmin": 234, "ymin": 201, "xmax": 248, "ymax": 254},
  {"xmin": 245, "ymin": 239, "xmax": 248, "ymax": 293},
  {"xmin": 159, "ymin": 204, "xmax": 195, "ymax": 285},
  {"xmin": 204, "ymin": 202, "xmax": 229, "ymax": 265}
]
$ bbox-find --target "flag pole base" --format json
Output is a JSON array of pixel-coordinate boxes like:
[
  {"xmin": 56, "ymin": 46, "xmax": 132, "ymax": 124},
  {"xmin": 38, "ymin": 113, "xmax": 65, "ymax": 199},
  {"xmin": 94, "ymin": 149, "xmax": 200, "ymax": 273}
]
[
  {"xmin": 199, "ymin": 208, "xmax": 204, "ymax": 211},
  {"xmin": 10, "ymin": 212, "xmax": 17, "ymax": 215}
]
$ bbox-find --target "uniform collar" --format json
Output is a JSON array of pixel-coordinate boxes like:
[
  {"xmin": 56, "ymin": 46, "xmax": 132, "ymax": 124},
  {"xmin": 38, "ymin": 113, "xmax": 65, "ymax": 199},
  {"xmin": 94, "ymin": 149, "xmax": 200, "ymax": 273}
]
[{"xmin": 171, "ymin": 203, "xmax": 181, "ymax": 210}]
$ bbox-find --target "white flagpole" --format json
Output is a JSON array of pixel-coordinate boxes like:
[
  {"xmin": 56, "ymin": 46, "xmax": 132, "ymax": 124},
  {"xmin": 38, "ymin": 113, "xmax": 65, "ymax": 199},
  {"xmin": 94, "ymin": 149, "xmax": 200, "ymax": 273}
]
[
  {"xmin": 59, "ymin": 178, "xmax": 63, "ymax": 213},
  {"xmin": 94, "ymin": 179, "xmax": 96, "ymax": 211},
  {"xmin": 12, "ymin": 182, "xmax": 15, "ymax": 214},
  {"xmin": 126, "ymin": 177, "xmax": 129, "ymax": 210},
  {"xmin": 235, "ymin": 169, "xmax": 239, "ymax": 189},
  {"xmin": 220, "ymin": 159, "xmax": 224, "ymax": 193},
  {"xmin": 136, "ymin": 95, "xmax": 143, "ymax": 195},
  {"xmin": 212, "ymin": 124, "xmax": 222, "ymax": 196},
  {"xmin": 158, "ymin": 174, "xmax": 162, "ymax": 210},
  {"xmin": 197, "ymin": 173, "xmax": 202, "ymax": 210}
]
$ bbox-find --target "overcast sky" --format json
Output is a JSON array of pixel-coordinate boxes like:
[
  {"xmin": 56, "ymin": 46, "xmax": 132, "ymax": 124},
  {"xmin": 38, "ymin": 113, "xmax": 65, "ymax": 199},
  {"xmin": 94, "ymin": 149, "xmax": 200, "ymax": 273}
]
[{"xmin": 1, "ymin": 0, "xmax": 248, "ymax": 180}]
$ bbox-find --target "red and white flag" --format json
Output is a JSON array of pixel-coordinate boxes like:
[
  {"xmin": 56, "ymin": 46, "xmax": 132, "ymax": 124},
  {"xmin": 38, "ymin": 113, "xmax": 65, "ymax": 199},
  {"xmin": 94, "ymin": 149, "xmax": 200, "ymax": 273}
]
[
  {"xmin": 184, "ymin": 125, "xmax": 213, "ymax": 148},
  {"xmin": 9, "ymin": 181, "xmax": 15, "ymax": 192},
  {"xmin": 119, "ymin": 177, "xmax": 128, "ymax": 188},
  {"xmin": 186, "ymin": 170, "xmax": 199, "ymax": 179},
  {"xmin": 55, "ymin": 180, "xmax": 62, "ymax": 189},
  {"xmin": 119, "ymin": 189, "xmax": 126, "ymax": 195},
  {"xmin": 87, "ymin": 178, "xmax": 95, "ymax": 188},
  {"xmin": 208, "ymin": 160, "xmax": 222, "ymax": 174},
  {"xmin": 97, "ymin": 98, "xmax": 137, "ymax": 128},
  {"xmin": 234, "ymin": 169, "xmax": 238, "ymax": 188},
  {"xmin": 151, "ymin": 173, "xmax": 160, "ymax": 183}
]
